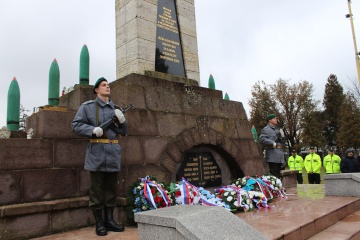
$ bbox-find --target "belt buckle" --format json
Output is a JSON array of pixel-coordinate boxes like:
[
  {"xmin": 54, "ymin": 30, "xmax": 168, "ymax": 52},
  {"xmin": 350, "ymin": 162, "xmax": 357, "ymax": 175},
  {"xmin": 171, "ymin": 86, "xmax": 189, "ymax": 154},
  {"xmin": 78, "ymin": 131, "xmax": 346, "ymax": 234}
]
[{"xmin": 109, "ymin": 140, "xmax": 113, "ymax": 143}]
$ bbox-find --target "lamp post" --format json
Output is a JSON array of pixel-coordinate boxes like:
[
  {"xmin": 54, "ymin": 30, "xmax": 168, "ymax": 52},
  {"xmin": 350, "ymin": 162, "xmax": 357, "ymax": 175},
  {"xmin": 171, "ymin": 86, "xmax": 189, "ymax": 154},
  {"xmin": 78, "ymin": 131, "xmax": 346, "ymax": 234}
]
[{"xmin": 346, "ymin": 0, "xmax": 360, "ymax": 86}]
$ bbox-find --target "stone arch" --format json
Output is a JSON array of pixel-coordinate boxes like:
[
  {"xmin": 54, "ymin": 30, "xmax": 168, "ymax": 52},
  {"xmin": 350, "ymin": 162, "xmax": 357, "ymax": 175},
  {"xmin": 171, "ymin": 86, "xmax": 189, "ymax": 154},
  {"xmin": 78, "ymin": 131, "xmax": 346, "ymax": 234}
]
[{"xmin": 158, "ymin": 127, "xmax": 258, "ymax": 185}]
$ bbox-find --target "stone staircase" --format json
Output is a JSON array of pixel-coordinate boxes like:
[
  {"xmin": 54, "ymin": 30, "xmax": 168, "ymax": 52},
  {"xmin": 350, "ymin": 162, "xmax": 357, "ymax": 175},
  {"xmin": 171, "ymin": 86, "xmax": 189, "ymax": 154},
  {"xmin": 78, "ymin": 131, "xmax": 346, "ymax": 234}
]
[
  {"xmin": 237, "ymin": 184, "xmax": 360, "ymax": 240},
  {"xmin": 308, "ymin": 209, "xmax": 360, "ymax": 240}
]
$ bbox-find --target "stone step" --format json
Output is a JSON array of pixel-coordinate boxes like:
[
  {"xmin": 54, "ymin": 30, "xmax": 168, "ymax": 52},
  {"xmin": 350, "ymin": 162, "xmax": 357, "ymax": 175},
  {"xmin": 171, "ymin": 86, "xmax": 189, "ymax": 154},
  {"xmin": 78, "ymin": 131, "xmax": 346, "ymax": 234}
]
[
  {"xmin": 237, "ymin": 184, "xmax": 360, "ymax": 239},
  {"xmin": 307, "ymin": 210, "xmax": 360, "ymax": 240}
]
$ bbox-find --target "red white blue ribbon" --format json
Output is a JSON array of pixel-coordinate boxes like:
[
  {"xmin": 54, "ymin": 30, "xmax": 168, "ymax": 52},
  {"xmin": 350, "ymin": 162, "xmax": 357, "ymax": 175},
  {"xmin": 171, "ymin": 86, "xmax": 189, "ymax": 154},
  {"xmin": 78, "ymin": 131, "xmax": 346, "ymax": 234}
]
[
  {"xmin": 249, "ymin": 177, "xmax": 269, "ymax": 202},
  {"xmin": 141, "ymin": 176, "xmax": 171, "ymax": 209},
  {"xmin": 200, "ymin": 198, "xmax": 218, "ymax": 206},
  {"xmin": 259, "ymin": 177, "xmax": 287, "ymax": 198},
  {"xmin": 180, "ymin": 177, "xmax": 197, "ymax": 204}
]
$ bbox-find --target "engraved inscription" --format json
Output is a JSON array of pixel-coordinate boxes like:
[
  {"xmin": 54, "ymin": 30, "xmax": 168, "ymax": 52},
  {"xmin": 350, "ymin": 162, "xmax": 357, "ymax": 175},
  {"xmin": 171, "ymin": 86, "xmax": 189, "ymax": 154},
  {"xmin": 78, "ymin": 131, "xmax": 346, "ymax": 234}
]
[
  {"xmin": 177, "ymin": 152, "xmax": 222, "ymax": 187},
  {"xmin": 155, "ymin": 0, "xmax": 185, "ymax": 77}
]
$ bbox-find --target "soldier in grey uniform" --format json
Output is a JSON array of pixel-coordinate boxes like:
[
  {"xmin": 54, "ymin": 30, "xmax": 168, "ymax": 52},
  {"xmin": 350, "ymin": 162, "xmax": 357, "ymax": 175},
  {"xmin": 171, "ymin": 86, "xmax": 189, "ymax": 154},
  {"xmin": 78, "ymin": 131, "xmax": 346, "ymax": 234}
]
[
  {"xmin": 259, "ymin": 114, "xmax": 285, "ymax": 178},
  {"xmin": 72, "ymin": 77, "xmax": 128, "ymax": 236}
]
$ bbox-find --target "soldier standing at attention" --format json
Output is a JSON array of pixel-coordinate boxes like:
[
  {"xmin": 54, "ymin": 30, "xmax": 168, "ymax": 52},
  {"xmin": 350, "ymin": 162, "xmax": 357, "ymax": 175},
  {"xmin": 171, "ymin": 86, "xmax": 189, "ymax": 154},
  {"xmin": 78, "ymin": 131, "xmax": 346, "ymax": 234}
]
[
  {"xmin": 304, "ymin": 147, "xmax": 322, "ymax": 184},
  {"xmin": 323, "ymin": 147, "xmax": 341, "ymax": 174},
  {"xmin": 259, "ymin": 114, "xmax": 286, "ymax": 178},
  {"xmin": 72, "ymin": 77, "xmax": 128, "ymax": 236},
  {"xmin": 288, "ymin": 149, "xmax": 304, "ymax": 184}
]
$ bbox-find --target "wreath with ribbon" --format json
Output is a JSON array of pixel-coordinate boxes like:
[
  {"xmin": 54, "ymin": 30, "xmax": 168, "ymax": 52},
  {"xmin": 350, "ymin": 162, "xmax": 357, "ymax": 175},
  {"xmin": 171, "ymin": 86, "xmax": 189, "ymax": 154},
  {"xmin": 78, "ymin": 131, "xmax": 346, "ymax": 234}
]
[{"xmin": 126, "ymin": 174, "xmax": 286, "ymax": 220}]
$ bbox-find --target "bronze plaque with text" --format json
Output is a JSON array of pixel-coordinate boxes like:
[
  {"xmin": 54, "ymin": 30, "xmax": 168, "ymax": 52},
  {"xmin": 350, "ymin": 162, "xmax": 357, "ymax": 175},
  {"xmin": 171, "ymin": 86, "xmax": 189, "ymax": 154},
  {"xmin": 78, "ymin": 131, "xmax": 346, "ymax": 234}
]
[
  {"xmin": 177, "ymin": 152, "xmax": 222, "ymax": 187},
  {"xmin": 155, "ymin": 0, "xmax": 186, "ymax": 77}
]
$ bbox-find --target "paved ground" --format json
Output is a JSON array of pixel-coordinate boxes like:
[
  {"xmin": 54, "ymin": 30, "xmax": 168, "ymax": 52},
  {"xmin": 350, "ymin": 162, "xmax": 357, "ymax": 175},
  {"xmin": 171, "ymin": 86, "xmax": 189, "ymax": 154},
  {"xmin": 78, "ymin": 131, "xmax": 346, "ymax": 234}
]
[{"xmin": 32, "ymin": 184, "xmax": 360, "ymax": 240}]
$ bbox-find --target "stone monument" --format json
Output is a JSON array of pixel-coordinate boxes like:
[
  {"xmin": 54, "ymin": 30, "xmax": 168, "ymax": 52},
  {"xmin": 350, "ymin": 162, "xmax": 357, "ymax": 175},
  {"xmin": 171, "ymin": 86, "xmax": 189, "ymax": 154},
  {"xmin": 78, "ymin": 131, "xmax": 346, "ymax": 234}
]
[
  {"xmin": 115, "ymin": 0, "xmax": 200, "ymax": 82},
  {"xmin": 0, "ymin": 1, "xmax": 267, "ymax": 238}
]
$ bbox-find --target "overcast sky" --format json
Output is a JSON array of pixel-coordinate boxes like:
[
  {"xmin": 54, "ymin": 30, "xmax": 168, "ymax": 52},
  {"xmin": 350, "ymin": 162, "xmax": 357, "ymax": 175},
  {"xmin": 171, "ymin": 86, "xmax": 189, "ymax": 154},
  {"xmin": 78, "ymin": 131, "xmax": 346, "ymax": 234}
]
[{"xmin": 0, "ymin": 0, "xmax": 359, "ymax": 128}]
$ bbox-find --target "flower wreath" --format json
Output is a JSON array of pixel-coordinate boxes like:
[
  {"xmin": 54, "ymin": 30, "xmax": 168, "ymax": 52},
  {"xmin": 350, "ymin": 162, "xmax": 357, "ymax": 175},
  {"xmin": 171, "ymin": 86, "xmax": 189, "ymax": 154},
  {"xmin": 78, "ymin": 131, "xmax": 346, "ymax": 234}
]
[
  {"xmin": 232, "ymin": 176, "xmax": 274, "ymax": 202},
  {"xmin": 126, "ymin": 174, "xmax": 285, "ymax": 221},
  {"xmin": 168, "ymin": 177, "xmax": 200, "ymax": 205},
  {"xmin": 248, "ymin": 190, "xmax": 269, "ymax": 209},
  {"xmin": 126, "ymin": 176, "xmax": 171, "ymax": 220},
  {"xmin": 259, "ymin": 174, "xmax": 286, "ymax": 198},
  {"xmin": 198, "ymin": 187, "xmax": 225, "ymax": 207},
  {"xmin": 216, "ymin": 186, "xmax": 255, "ymax": 212}
]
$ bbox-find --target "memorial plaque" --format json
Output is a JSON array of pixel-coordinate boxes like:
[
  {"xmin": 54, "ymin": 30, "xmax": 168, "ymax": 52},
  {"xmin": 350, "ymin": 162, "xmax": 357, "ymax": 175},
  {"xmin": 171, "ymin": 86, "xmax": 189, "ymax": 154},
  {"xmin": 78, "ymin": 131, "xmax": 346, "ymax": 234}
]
[
  {"xmin": 155, "ymin": 0, "xmax": 186, "ymax": 77},
  {"xmin": 177, "ymin": 152, "xmax": 222, "ymax": 187}
]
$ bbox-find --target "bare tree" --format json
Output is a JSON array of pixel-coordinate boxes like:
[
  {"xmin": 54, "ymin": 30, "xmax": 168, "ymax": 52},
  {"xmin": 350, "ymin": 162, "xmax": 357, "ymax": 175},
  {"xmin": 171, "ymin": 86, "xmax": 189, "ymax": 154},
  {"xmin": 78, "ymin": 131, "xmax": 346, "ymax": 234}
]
[
  {"xmin": 19, "ymin": 104, "xmax": 30, "ymax": 131},
  {"xmin": 344, "ymin": 77, "xmax": 360, "ymax": 106},
  {"xmin": 249, "ymin": 79, "xmax": 319, "ymax": 151},
  {"xmin": 336, "ymin": 92, "xmax": 360, "ymax": 151},
  {"xmin": 300, "ymin": 110, "xmax": 327, "ymax": 149}
]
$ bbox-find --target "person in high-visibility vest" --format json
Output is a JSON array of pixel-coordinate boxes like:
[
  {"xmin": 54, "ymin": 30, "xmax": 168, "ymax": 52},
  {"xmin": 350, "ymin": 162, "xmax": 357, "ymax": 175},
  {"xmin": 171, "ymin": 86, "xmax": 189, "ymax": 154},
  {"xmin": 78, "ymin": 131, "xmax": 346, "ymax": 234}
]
[
  {"xmin": 288, "ymin": 149, "xmax": 304, "ymax": 184},
  {"xmin": 323, "ymin": 147, "xmax": 341, "ymax": 174},
  {"xmin": 304, "ymin": 146, "xmax": 322, "ymax": 184}
]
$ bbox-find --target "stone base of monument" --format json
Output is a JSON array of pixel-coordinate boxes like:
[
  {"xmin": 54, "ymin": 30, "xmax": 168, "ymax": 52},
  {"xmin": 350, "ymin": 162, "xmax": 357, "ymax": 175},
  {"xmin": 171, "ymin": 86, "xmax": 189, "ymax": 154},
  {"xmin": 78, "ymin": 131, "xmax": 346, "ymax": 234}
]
[
  {"xmin": 280, "ymin": 169, "xmax": 298, "ymax": 188},
  {"xmin": 324, "ymin": 173, "xmax": 360, "ymax": 197},
  {"xmin": 134, "ymin": 205, "xmax": 268, "ymax": 240},
  {"xmin": 14, "ymin": 72, "xmax": 266, "ymax": 238}
]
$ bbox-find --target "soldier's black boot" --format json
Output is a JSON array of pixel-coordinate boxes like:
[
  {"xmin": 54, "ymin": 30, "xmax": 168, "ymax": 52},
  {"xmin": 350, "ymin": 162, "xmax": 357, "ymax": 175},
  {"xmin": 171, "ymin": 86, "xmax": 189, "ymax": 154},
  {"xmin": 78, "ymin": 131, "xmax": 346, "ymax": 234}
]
[
  {"xmin": 93, "ymin": 209, "xmax": 107, "ymax": 236},
  {"xmin": 104, "ymin": 207, "xmax": 125, "ymax": 232}
]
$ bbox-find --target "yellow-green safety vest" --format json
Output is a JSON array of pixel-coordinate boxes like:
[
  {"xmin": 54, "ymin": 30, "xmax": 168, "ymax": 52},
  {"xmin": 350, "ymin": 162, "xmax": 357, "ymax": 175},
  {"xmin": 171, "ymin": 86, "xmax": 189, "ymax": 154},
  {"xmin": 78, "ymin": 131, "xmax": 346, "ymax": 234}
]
[
  {"xmin": 304, "ymin": 153, "xmax": 322, "ymax": 174},
  {"xmin": 323, "ymin": 154, "xmax": 341, "ymax": 174},
  {"xmin": 287, "ymin": 154, "xmax": 304, "ymax": 173}
]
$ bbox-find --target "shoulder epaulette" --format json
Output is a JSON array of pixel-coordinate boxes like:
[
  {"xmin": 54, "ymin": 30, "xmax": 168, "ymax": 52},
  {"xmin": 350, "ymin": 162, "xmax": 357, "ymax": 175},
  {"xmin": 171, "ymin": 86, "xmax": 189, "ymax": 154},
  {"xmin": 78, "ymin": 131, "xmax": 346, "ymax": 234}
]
[{"xmin": 83, "ymin": 100, "xmax": 95, "ymax": 105}]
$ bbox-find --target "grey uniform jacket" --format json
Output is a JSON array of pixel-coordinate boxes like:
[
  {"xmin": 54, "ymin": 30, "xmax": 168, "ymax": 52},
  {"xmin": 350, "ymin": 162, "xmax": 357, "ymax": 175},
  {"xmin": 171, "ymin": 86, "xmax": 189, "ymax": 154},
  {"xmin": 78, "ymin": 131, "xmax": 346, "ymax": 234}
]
[
  {"xmin": 259, "ymin": 124, "xmax": 285, "ymax": 165},
  {"xmin": 71, "ymin": 97, "xmax": 128, "ymax": 172}
]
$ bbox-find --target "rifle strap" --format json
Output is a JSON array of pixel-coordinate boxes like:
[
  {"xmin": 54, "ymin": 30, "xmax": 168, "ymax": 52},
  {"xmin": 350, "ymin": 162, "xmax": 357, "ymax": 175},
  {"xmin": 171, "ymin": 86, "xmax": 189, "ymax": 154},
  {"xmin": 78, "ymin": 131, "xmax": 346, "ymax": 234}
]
[
  {"xmin": 95, "ymin": 101, "xmax": 108, "ymax": 139},
  {"xmin": 96, "ymin": 101, "xmax": 99, "ymax": 126}
]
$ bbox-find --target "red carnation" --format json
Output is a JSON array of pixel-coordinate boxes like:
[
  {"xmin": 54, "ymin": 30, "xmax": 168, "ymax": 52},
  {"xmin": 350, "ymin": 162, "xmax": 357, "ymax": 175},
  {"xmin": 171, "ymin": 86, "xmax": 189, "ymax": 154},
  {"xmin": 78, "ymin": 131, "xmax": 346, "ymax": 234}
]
[
  {"xmin": 175, "ymin": 191, "xmax": 181, "ymax": 197},
  {"xmin": 151, "ymin": 188, "xmax": 156, "ymax": 195},
  {"xmin": 154, "ymin": 196, "xmax": 162, "ymax": 203}
]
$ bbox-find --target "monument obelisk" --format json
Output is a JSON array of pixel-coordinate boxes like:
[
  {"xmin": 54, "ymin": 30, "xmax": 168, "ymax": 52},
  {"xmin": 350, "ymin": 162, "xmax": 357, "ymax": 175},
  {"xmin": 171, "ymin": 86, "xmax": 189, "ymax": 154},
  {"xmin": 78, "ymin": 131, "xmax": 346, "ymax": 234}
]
[{"xmin": 115, "ymin": 0, "xmax": 200, "ymax": 83}]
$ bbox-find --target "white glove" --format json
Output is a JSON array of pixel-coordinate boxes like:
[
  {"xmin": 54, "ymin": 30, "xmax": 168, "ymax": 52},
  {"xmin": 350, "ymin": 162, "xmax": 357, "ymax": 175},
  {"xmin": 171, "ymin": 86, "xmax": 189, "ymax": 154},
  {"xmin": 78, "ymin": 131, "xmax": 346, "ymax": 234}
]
[
  {"xmin": 93, "ymin": 127, "xmax": 103, "ymax": 137},
  {"xmin": 279, "ymin": 128, "xmax": 285, "ymax": 138},
  {"xmin": 273, "ymin": 142, "xmax": 276, "ymax": 147},
  {"xmin": 115, "ymin": 109, "xmax": 126, "ymax": 123}
]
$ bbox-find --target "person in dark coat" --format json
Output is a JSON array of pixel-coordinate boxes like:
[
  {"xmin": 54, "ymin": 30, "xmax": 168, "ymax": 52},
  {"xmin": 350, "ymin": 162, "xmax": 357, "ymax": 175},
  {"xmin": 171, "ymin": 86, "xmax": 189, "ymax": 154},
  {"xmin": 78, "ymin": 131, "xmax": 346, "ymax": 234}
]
[
  {"xmin": 72, "ymin": 77, "xmax": 128, "ymax": 236},
  {"xmin": 259, "ymin": 114, "xmax": 286, "ymax": 178},
  {"xmin": 340, "ymin": 148, "xmax": 359, "ymax": 173}
]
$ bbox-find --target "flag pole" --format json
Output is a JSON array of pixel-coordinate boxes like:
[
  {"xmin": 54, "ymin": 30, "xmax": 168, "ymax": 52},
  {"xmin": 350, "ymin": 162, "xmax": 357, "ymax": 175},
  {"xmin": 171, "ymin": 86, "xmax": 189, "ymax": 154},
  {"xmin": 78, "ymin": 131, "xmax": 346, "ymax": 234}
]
[{"xmin": 346, "ymin": 0, "xmax": 360, "ymax": 86}]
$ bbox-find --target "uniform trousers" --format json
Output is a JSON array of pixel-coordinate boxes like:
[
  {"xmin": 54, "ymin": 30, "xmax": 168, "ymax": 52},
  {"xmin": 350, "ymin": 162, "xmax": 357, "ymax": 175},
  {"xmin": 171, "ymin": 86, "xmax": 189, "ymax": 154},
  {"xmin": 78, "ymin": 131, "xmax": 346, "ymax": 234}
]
[
  {"xmin": 297, "ymin": 173, "xmax": 303, "ymax": 184},
  {"xmin": 308, "ymin": 173, "xmax": 320, "ymax": 184},
  {"xmin": 89, "ymin": 171, "xmax": 118, "ymax": 210},
  {"xmin": 268, "ymin": 162, "xmax": 282, "ymax": 178}
]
